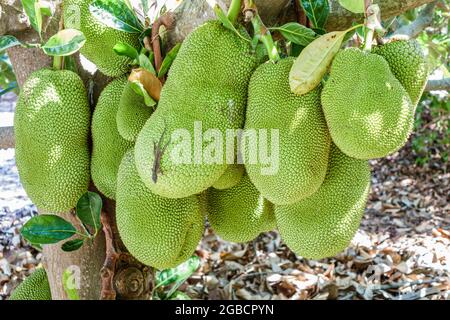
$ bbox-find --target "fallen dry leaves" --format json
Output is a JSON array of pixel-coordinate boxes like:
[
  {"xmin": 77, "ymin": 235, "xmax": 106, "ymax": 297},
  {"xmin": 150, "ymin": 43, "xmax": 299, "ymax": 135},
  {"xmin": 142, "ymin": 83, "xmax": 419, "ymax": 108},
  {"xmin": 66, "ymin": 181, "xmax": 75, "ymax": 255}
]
[{"xmin": 1, "ymin": 142, "xmax": 448, "ymax": 300}]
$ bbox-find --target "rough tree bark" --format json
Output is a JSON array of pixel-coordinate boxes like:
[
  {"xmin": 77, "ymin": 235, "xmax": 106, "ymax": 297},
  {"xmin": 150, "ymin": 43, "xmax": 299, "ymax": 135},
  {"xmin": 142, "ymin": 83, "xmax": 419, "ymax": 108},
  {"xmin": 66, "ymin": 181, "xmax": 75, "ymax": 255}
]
[{"xmin": 0, "ymin": 0, "xmax": 444, "ymax": 300}]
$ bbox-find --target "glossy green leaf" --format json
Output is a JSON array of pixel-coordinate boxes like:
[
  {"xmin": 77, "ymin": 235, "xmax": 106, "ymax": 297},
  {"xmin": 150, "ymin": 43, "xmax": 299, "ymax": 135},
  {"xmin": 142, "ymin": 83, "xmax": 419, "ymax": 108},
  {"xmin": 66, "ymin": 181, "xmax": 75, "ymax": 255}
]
[
  {"xmin": 90, "ymin": 0, "xmax": 143, "ymax": 33},
  {"xmin": 0, "ymin": 82, "xmax": 18, "ymax": 96},
  {"xmin": 289, "ymin": 30, "xmax": 347, "ymax": 95},
  {"xmin": 63, "ymin": 55, "xmax": 78, "ymax": 73},
  {"xmin": 300, "ymin": 0, "xmax": 330, "ymax": 30},
  {"xmin": 158, "ymin": 43, "xmax": 181, "ymax": 77},
  {"xmin": 76, "ymin": 192, "xmax": 102, "ymax": 233},
  {"xmin": 339, "ymin": 0, "xmax": 365, "ymax": 13},
  {"xmin": 130, "ymin": 80, "xmax": 156, "ymax": 107},
  {"xmin": 42, "ymin": 29, "xmax": 86, "ymax": 56},
  {"xmin": 213, "ymin": 4, "xmax": 250, "ymax": 43},
  {"xmin": 169, "ymin": 291, "xmax": 191, "ymax": 300},
  {"xmin": 61, "ymin": 239, "xmax": 84, "ymax": 252},
  {"xmin": 139, "ymin": 53, "xmax": 156, "ymax": 74},
  {"xmin": 155, "ymin": 255, "xmax": 201, "ymax": 288},
  {"xmin": 114, "ymin": 41, "xmax": 139, "ymax": 60},
  {"xmin": 271, "ymin": 22, "xmax": 317, "ymax": 46},
  {"xmin": 21, "ymin": 0, "xmax": 41, "ymax": 35},
  {"xmin": 21, "ymin": 215, "xmax": 76, "ymax": 244},
  {"xmin": 0, "ymin": 35, "xmax": 22, "ymax": 52}
]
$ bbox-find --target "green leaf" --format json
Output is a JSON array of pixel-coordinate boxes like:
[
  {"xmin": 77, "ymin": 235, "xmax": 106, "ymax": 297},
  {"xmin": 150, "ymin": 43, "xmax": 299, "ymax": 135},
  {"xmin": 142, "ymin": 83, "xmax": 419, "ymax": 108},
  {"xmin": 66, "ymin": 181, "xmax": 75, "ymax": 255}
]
[
  {"xmin": 213, "ymin": 5, "xmax": 250, "ymax": 43},
  {"xmin": 89, "ymin": 0, "xmax": 143, "ymax": 33},
  {"xmin": 21, "ymin": 0, "xmax": 41, "ymax": 36},
  {"xmin": 42, "ymin": 29, "xmax": 86, "ymax": 56},
  {"xmin": 76, "ymin": 192, "xmax": 102, "ymax": 234},
  {"xmin": 168, "ymin": 291, "xmax": 191, "ymax": 300},
  {"xmin": 338, "ymin": 0, "xmax": 365, "ymax": 13},
  {"xmin": 63, "ymin": 55, "xmax": 78, "ymax": 73},
  {"xmin": 0, "ymin": 35, "xmax": 22, "ymax": 52},
  {"xmin": 61, "ymin": 239, "xmax": 84, "ymax": 252},
  {"xmin": 130, "ymin": 80, "xmax": 156, "ymax": 107},
  {"xmin": 289, "ymin": 30, "xmax": 347, "ymax": 95},
  {"xmin": 158, "ymin": 43, "xmax": 181, "ymax": 77},
  {"xmin": 21, "ymin": 215, "xmax": 76, "ymax": 244},
  {"xmin": 114, "ymin": 41, "xmax": 139, "ymax": 60},
  {"xmin": 155, "ymin": 255, "xmax": 201, "ymax": 289},
  {"xmin": 290, "ymin": 43, "xmax": 304, "ymax": 57},
  {"xmin": 271, "ymin": 23, "xmax": 316, "ymax": 46},
  {"xmin": 300, "ymin": 0, "xmax": 330, "ymax": 30},
  {"xmin": 62, "ymin": 268, "xmax": 80, "ymax": 300},
  {"xmin": 0, "ymin": 82, "xmax": 18, "ymax": 96},
  {"xmin": 139, "ymin": 53, "xmax": 156, "ymax": 74}
]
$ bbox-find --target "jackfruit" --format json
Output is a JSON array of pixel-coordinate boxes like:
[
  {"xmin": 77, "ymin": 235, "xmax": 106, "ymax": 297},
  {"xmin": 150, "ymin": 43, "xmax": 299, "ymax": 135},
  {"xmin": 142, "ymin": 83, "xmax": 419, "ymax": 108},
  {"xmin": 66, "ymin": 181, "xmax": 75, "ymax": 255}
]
[
  {"xmin": 372, "ymin": 40, "xmax": 429, "ymax": 107},
  {"xmin": 9, "ymin": 268, "xmax": 52, "ymax": 300},
  {"xmin": 135, "ymin": 21, "xmax": 257, "ymax": 199},
  {"xmin": 212, "ymin": 164, "xmax": 245, "ymax": 190},
  {"xmin": 206, "ymin": 173, "xmax": 275, "ymax": 243},
  {"xmin": 91, "ymin": 77, "xmax": 133, "ymax": 199},
  {"xmin": 63, "ymin": 0, "xmax": 140, "ymax": 77},
  {"xmin": 321, "ymin": 48, "xmax": 414, "ymax": 160},
  {"xmin": 116, "ymin": 150, "xmax": 205, "ymax": 270},
  {"xmin": 244, "ymin": 58, "xmax": 331, "ymax": 205},
  {"xmin": 275, "ymin": 144, "xmax": 370, "ymax": 259},
  {"xmin": 116, "ymin": 81, "xmax": 154, "ymax": 142},
  {"xmin": 14, "ymin": 69, "xmax": 90, "ymax": 212}
]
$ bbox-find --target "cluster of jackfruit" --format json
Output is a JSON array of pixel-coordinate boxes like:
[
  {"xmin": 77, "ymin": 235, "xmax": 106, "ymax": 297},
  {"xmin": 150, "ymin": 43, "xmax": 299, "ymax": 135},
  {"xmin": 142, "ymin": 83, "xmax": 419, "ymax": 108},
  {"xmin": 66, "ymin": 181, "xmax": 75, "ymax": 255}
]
[{"xmin": 14, "ymin": 9, "xmax": 429, "ymax": 274}]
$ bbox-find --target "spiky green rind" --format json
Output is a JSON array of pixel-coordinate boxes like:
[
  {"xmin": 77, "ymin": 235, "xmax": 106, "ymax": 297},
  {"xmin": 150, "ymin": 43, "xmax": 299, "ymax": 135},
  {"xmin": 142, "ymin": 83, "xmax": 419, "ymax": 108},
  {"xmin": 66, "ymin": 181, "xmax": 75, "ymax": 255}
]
[
  {"xmin": 135, "ymin": 21, "xmax": 258, "ymax": 199},
  {"xmin": 321, "ymin": 48, "xmax": 415, "ymax": 159},
  {"xmin": 212, "ymin": 164, "xmax": 245, "ymax": 190},
  {"xmin": 244, "ymin": 58, "xmax": 331, "ymax": 205},
  {"xmin": 275, "ymin": 144, "xmax": 370, "ymax": 259},
  {"xmin": 372, "ymin": 40, "xmax": 429, "ymax": 107},
  {"xmin": 14, "ymin": 69, "xmax": 90, "ymax": 212},
  {"xmin": 116, "ymin": 81, "xmax": 154, "ymax": 142},
  {"xmin": 63, "ymin": 0, "xmax": 140, "ymax": 77},
  {"xmin": 91, "ymin": 77, "xmax": 134, "ymax": 199},
  {"xmin": 9, "ymin": 268, "xmax": 52, "ymax": 300},
  {"xmin": 206, "ymin": 174, "xmax": 275, "ymax": 243},
  {"xmin": 116, "ymin": 150, "xmax": 205, "ymax": 270}
]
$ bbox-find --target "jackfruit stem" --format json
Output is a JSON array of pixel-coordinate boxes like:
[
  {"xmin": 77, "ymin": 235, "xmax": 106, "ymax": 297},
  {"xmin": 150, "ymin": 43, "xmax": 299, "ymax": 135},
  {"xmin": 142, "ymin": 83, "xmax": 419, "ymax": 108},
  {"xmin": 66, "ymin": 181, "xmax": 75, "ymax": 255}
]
[
  {"xmin": 227, "ymin": 0, "xmax": 242, "ymax": 24},
  {"xmin": 53, "ymin": 56, "xmax": 64, "ymax": 70},
  {"xmin": 250, "ymin": 13, "xmax": 280, "ymax": 63}
]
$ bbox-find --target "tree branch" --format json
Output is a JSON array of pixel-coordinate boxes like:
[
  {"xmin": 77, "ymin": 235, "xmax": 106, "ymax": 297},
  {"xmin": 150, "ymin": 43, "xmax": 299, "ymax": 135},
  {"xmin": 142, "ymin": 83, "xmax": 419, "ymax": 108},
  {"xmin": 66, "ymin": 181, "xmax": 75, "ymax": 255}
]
[
  {"xmin": 392, "ymin": 1, "xmax": 437, "ymax": 38},
  {"xmin": 425, "ymin": 78, "xmax": 450, "ymax": 92},
  {"xmin": 325, "ymin": 0, "xmax": 436, "ymax": 31},
  {"xmin": 100, "ymin": 210, "xmax": 119, "ymax": 300}
]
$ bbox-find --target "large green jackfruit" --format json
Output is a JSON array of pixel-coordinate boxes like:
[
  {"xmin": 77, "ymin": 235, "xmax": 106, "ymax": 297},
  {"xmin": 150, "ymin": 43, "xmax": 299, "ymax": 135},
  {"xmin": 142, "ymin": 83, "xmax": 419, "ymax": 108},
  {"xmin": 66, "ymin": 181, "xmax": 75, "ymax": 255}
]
[
  {"xmin": 116, "ymin": 150, "xmax": 205, "ymax": 270},
  {"xmin": 135, "ymin": 21, "xmax": 258, "ymax": 199},
  {"xmin": 63, "ymin": 0, "xmax": 140, "ymax": 77},
  {"xmin": 275, "ymin": 144, "xmax": 370, "ymax": 259},
  {"xmin": 116, "ymin": 81, "xmax": 153, "ymax": 142},
  {"xmin": 206, "ymin": 173, "xmax": 275, "ymax": 243},
  {"xmin": 321, "ymin": 48, "xmax": 414, "ymax": 160},
  {"xmin": 91, "ymin": 77, "xmax": 133, "ymax": 199},
  {"xmin": 372, "ymin": 40, "xmax": 429, "ymax": 107},
  {"xmin": 244, "ymin": 58, "xmax": 331, "ymax": 205},
  {"xmin": 9, "ymin": 268, "xmax": 52, "ymax": 300},
  {"xmin": 212, "ymin": 164, "xmax": 245, "ymax": 190},
  {"xmin": 14, "ymin": 69, "xmax": 90, "ymax": 212}
]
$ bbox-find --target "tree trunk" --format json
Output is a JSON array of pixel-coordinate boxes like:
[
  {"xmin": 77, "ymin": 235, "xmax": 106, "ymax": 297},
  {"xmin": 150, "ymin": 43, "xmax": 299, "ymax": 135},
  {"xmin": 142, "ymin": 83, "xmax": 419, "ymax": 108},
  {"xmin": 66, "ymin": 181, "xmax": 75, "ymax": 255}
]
[{"xmin": 1, "ymin": 0, "xmax": 437, "ymax": 300}]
